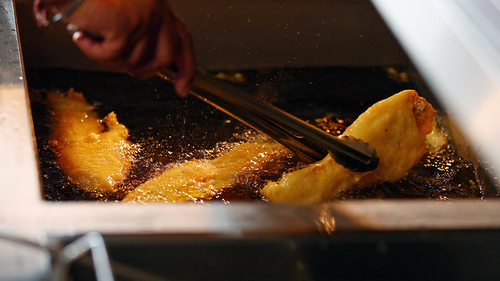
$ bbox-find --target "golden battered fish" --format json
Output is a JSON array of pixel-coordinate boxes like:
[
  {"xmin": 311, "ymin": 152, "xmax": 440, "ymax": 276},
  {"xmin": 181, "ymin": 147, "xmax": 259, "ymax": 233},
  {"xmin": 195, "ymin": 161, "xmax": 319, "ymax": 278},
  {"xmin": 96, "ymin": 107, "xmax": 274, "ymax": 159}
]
[
  {"xmin": 262, "ymin": 90, "xmax": 436, "ymax": 203},
  {"xmin": 123, "ymin": 141, "xmax": 292, "ymax": 202},
  {"xmin": 48, "ymin": 88, "xmax": 135, "ymax": 192}
]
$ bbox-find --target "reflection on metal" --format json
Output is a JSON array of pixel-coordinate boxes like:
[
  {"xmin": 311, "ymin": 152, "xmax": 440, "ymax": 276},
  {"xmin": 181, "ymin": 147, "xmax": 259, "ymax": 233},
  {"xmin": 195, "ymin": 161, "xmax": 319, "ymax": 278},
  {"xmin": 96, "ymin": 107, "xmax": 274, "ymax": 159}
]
[
  {"xmin": 0, "ymin": 228, "xmax": 114, "ymax": 281},
  {"xmin": 77, "ymin": 255, "xmax": 168, "ymax": 281},
  {"xmin": 314, "ymin": 205, "xmax": 337, "ymax": 235},
  {"xmin": 0, "ymin": 0, "xmax": 42, "ymax": 203},
  {"xmin": 3, "ymin": 1, "xmax": 500, "ymax": 280},
  {"xmin": 52, "ymin": 232, "xmax": 114, "ymax": 281},
  {"xmin": 0, "ymin": 0, "xmax": 22, "ymax": 84},
  {"xmin": 45, "ymin": 0, "xmax": 83, "ymax": 25},
  {"xmin": 0, "ymin": 226, "xmax": 51, "ymax": 280},
  {"xmin": 371, "ymin": 0, "xmax": 500, "ymax": 182}
]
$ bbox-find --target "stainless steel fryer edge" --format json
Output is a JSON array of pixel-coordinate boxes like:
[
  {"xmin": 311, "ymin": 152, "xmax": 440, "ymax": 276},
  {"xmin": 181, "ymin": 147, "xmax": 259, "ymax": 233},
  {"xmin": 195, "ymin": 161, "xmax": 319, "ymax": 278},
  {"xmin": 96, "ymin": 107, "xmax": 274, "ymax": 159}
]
[
  {"xmin": 2, "ymin": 0, "xmax": 500, "ymax": 243},
  {"xmin": 371, "ymin": 0, "xmax": 500, "ymax": 184}
]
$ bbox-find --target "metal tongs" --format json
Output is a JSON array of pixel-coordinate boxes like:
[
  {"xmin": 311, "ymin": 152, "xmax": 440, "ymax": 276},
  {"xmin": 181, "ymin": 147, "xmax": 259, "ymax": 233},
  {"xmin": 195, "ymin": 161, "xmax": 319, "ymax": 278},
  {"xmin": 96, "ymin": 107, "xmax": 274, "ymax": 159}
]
[{"xmin": 157, "ymin": 69, "xmax": 379, "ymax": 172}]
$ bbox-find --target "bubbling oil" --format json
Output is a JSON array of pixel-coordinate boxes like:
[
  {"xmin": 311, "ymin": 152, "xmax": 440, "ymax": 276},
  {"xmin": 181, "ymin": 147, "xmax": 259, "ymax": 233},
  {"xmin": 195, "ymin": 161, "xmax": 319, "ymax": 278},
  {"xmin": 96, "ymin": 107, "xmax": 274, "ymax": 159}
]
[
  {"xmin": 337, "ymin": 146, "xmax": 483, "ymax": 200},
  {"xmin": 210, "ymin": 116, "xmax": 484, "ymax": 202},
  {"xmin": 29, "ymin": 67, "xmax": 484, "ymax": 202},
  {"xmin": 36, "ymin": 102, "xmax": 484, "ymax": 202},
  {"xmin": 313, "ymin": 115, "xmax": 484, "ymax": 200}
]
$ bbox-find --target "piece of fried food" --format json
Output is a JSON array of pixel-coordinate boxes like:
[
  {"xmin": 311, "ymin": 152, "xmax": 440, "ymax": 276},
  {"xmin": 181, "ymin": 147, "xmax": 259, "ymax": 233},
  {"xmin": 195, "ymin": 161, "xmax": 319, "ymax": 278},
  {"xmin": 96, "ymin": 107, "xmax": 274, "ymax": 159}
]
[
  {"xmin": 123, "ymin": 141, "xmax": 292, "ymax": 202},
  {"xmin": 48, "ymin": 88, "xmax": 135, "ymax": 192},
  {"xmin": 261, "ymin": 90, "xmax": 436, "ymax": 203}
]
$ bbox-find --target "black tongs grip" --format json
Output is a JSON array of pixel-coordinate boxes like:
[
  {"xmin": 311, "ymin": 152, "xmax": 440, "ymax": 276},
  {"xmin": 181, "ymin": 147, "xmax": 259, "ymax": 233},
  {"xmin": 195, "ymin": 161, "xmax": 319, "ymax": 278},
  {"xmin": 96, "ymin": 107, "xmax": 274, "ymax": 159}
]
[{"xmin": 157, "ymin": 69, "xmax": 379, "ymax": 172}]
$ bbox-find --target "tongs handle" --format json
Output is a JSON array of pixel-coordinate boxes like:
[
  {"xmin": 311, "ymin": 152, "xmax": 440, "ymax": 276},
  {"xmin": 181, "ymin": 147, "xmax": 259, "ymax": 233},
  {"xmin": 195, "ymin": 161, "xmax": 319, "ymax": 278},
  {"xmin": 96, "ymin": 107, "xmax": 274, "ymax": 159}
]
[{"xmin": 157, "ymin": 69, "xmax": 379, "ymax": 172}]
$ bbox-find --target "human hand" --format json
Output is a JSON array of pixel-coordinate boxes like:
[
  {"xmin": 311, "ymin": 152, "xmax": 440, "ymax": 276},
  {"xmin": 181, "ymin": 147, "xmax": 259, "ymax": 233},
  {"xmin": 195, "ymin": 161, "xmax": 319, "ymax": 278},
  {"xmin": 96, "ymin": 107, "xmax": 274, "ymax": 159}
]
[{"xmin": 33, "ymin": 0, "xmax": 196, "ymax": 97}]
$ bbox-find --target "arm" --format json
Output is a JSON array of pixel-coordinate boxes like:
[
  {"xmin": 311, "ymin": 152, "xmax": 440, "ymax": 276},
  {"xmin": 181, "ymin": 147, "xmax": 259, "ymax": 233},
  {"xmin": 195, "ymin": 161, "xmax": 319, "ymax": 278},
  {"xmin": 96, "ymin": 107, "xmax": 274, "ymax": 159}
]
[{"xmin": 33, "ymin": 0, "xmax": 196, "ymax": 97}]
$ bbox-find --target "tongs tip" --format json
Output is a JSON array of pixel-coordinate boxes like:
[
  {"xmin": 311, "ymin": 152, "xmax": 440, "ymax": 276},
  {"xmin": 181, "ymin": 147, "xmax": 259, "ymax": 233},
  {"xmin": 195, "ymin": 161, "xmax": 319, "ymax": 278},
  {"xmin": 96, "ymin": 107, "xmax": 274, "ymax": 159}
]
[{"xmin": 328, "ymin": 136, "xmax": 379, "ymax": 172}]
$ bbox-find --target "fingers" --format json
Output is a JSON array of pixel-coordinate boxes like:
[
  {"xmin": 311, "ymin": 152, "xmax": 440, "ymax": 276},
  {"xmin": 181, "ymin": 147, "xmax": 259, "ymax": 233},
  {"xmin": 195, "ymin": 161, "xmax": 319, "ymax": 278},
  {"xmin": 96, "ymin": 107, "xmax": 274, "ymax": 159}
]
[
  {"xmin": 68, "ymin": 0, "xmax": 196, "ymax": 97},
  {"xmin": 172, "ymin": 17, "xmax": 196, "ymax": 97},
  {"xmin": 127, "ymin": 13, "xmax": 197, "ymax": 97},
  {"xmin": 73, "ymin": 29, "xmax": 153, "ymax": 73},
  {"xmin": 125, "ymin": 34, "xmax": 157, "ymax": 69},
  {"xmin": 127, "ymin": 19, "xmax": 177, "ymax": 78},
  {"xmin": 132, "ymin": 16, "xmax": 196, "ymax": 97},
  {"xmin": 72, "ymin": 31, "xmax": 122, "ymax": 64}
]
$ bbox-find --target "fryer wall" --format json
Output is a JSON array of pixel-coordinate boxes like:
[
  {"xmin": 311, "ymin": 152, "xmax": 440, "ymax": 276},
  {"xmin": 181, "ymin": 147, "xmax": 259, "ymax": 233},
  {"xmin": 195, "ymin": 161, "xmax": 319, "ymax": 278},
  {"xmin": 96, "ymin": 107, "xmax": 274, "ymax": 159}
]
[{"xmin": 3, "ymin": 0, "xmax": 500, "ymax": 279}]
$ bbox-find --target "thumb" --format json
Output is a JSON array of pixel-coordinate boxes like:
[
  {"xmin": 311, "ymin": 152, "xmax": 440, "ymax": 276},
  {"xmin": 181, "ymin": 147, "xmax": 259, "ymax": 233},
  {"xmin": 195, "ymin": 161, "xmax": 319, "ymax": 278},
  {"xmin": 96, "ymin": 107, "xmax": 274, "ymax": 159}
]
[{"xmin": 72, "ymin": 30, "xmax": 114, "ymax": 61}]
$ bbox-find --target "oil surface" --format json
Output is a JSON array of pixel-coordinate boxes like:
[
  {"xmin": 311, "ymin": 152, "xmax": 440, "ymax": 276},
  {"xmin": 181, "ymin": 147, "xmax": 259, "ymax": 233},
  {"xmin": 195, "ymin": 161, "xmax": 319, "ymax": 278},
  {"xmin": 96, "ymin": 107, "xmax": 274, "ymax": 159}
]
[{"xmin": 28, "ymin": 68, "xmax": 485, "ymax": 202}]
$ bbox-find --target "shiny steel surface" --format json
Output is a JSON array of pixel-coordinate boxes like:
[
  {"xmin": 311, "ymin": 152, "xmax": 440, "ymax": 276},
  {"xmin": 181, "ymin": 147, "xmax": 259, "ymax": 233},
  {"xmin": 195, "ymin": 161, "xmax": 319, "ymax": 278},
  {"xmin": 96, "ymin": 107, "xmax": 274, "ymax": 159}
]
[
  {"xmin": 1, "ymin": 0, "xmax": 500, "ymax": 240},
  {"xmin": 371, "ymin": 0, "xmax": 500, "ymax": 182},
  {"xmin": 0, "ymin": 0, "xmax": 41, "ymax": 218},
  {"xmin": 3, "ymin": 0, "xmax": 500, "ymax": 279}
]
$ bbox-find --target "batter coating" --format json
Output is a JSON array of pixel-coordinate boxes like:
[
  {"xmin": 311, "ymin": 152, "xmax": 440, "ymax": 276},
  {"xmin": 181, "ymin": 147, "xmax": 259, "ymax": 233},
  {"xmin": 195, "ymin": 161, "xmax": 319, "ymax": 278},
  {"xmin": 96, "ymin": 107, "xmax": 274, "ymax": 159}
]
[
  {"xmin": 48, "ymin": 88, "xmax": 135, "ymax": 192},
  {"xmin": 123, "ymin": 141, "xmax": 291, "ymax": 202},
  {"xmin": 262, "ymin": 90, "xmax": 436, "ymax": 203}
]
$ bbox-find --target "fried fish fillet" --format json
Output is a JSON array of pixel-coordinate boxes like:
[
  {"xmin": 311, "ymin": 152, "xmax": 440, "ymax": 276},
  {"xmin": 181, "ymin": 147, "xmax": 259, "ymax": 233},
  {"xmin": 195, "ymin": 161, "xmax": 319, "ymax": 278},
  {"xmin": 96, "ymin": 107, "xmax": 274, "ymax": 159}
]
[
  {"xmin": 48, "ymin": 88, "xmax": 135, "ymax": 192},
  {"xmin": 123, "ymin": 141, "xmax": 292, "ymax": 202},
  {"xmin": 261, "ymin": 90, "xmax": 436, "ymax": 203}
]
